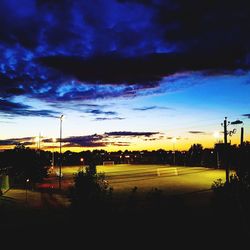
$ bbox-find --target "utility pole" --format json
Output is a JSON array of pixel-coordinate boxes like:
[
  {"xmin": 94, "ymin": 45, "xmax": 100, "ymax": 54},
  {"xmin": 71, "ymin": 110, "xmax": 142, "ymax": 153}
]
[
  {"xmin": 59, "ymin": 115, "xmax": 63, "ymax": 190},
  {"xmin": 222, "ymin": 117, "xmax": 237, "ymax": 183},
  {"xmin": 240, "ymin": 127, "xmax": 244, "ymax": 146}
]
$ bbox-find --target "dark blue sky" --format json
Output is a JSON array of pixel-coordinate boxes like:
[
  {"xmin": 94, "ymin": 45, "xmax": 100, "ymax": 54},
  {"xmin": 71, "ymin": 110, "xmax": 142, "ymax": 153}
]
[{"xmin": 0, "ymin": 0, "xmax": 250, "ymax": 150}]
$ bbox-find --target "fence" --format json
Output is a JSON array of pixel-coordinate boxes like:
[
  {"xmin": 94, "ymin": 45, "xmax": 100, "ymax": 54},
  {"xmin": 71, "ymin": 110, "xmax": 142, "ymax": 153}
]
[{"xmin": 0, "ymin": 175, "xmax": 10, "ymax": 194}]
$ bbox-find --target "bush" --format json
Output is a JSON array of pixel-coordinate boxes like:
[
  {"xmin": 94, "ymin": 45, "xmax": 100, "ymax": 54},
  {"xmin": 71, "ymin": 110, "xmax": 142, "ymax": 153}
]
[{"xmin": 68, "ymin": 165, "xmax": 113, "ymax": 212}]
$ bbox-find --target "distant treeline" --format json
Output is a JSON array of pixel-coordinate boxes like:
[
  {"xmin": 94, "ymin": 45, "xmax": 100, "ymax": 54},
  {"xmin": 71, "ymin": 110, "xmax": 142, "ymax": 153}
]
[
  {"xmin": 0, "ymin": 142, "xmax": 249, "ymax": 191},
  {"xmin": 1, "ymin": 142, "xmax": 250, "ymax": 172}
]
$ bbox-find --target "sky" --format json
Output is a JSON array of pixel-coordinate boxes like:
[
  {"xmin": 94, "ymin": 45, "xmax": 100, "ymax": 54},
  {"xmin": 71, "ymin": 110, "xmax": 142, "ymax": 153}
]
[{"xmin": 0, "ymin": 0, "xmax": 250, "ymax": 152}]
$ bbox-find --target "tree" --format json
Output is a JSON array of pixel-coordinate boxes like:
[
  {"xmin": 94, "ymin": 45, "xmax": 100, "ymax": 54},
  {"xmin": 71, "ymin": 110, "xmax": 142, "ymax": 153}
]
[
  {"xmin": 2, "ymin": 145, "xmax": 48, "ymax": 187},
  {"xmin": 187, "ymin": 144, "xmax": 203, "ymax": 166},
  {"xmin": 69, "ymin": 165, "xmax": 112, "ymax": 213}
]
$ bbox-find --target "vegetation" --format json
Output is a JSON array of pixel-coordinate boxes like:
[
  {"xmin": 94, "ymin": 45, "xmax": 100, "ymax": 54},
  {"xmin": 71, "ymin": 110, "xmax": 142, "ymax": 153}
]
[
  {"xmin": 211, "ymin": 170, "xmax": 250, "ymax": 235},
  {"xmin": 68, "ymin": 164, "xmax": 113, "ymax": 213},
  {"xmin": 0, "ymin": 144, "xmax": 49, "ymax": 188}
]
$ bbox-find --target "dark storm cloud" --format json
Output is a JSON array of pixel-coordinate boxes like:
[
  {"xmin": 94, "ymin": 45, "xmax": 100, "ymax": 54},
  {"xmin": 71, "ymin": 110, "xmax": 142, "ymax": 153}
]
[
  {"xmin": 0, "ymin": 0, "xmax": 250, "ymax": 107},
  {"xmin": 38, "ymin": 50, "xmax": 246, "ymax": 86},
  {"xmin": 0, "ymin": 99, "xmax": 59, "ymax": 118}
]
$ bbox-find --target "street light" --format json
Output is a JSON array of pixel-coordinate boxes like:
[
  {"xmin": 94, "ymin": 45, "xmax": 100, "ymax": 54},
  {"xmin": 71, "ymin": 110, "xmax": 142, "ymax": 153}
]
[
  {"xmin": 213, "ymin": 131, "xmax": 220, "ymax": 168},
  {"xmin": 25, "ymin": 178, "xmax": 29, "ymax": 204},
  {"xmin": 51, "ymin": 137, "xmax": 56, "ymax": 170},
  {"xmin": 59, "ymin": 115, "xmax": 64, "ymax": 189},
  {"xmin": 80, "ymin": 157, "xmax": 84, "ymax": 171},
  {"xmin": 34, "ymin": 136, "xmax": 39, "ymax": 150}
]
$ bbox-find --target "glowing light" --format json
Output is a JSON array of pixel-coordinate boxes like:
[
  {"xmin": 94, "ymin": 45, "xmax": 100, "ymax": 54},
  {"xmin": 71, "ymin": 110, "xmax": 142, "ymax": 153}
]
[
  {"xmin": 213, "ymin": 131, "xmax": 220, "ymax": 139},
  {"xmin": 34, "ymin": 136, "xmax": 39, "ymax": 143}
]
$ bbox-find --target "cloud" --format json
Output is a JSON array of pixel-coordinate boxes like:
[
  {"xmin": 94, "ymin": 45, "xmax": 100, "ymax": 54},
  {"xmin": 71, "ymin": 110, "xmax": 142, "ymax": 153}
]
[
  {"xmin": 105, "ymin": 131, "xmax": 160, "ymax": 137},
  {"xmin": 0, "ymin": 0, "xmax": 250, "ymax": 107},
  {"xmin": 1, "ymin": 130, "xmax": 162, "ymax": 148},
  {"xmin": 188, "ymin": 131, "xmax": 206, "ymax": 134},
  {"xmin": 45, "ymin": 134, "xmax": 132, "ymax": 148},
  {"xmin": 0, "ymin": 137, "xmax": 34, "ymax": 146},
  {"xmin": 43, "ymin": 134, "xmax": 107, "ymax": 148},
  {"xmin": 0, "ymin": 99, "xmax": 60, "ymax": 118},
  {"xmin": 84, "ymin": 109, "xmax": 117, "ymax": 116},
  {"xmin": 242, "ymin": 114, "xmax": 250, "ymax": 119},
  {"xmin": 94, "ymin": 117, "xmax": 125, "ymax": 121},
  {"xmin": 133, "ymin": 105, "xmax": 172, "ymax": 111},
  {"xmin": 231, "ymin": 119, "xmax": 243, "ymax": 125}
]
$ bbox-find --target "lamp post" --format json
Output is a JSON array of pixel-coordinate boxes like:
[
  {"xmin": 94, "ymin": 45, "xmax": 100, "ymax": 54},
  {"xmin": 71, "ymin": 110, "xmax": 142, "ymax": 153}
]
[
  {"xmin": 25, "ymin": 178, "xmax": 29, "ymax": 204},
  {"xmin": 80, "ymin": 157, "xmax": 84, "ymax": 171},
  {"xmin": 213, "ymin": 131, "xmax": 220, "ymax": 168},
  {"xmin": 59, "ymin": 115, "xmax": 64, "ymax": 189},
  {"xmin": 34, "ymin": 136, "xmax": 39, "ymax": 150},
  {"xmin": 51, "ymin": 137, "xmax": 56, "ymax": 170}
]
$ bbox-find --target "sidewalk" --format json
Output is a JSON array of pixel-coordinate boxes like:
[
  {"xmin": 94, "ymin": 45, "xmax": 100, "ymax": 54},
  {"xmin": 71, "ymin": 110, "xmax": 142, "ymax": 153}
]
[{"xmin": 2, "ymin": 188, "xmax": 70, "ymax": 208}]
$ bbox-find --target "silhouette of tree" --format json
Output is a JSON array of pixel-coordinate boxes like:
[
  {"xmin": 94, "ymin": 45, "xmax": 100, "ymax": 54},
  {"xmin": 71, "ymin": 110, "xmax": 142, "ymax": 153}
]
[
  {"xmin": 187, "ymin": 144, "xmax": 203, "ymax": 166},
  {"xmin": 0, "ymin": 144, "xmax": 48, "ymax": 188},
  {"xmin": 69, "ymin": 167, "xmax": 112, "ymax": 213}
]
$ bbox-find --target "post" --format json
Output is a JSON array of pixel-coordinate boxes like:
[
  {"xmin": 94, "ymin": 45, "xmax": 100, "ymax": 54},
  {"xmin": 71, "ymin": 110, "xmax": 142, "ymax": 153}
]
[
  {"xmin": 26, "ymin": 178, "xmax": 29, "ymax": 204},
  {"xmin": 80, "ymin": 158, "xmax": 84, "ymax": 171},
  {"xmin": 223, "ymin": 117, "xmax": 229, "ymax": 183},
  {"xmin": 172, "ymin": 137, "xmax": 177, "ymax": 166},
  {"xmin": 173, "ymin": 143, "xmax": 176, "ymax": 165},
  {"xmin": 240, "ymin": 127, "xmax": 244, "ymax": 146},
  {"xmin": 52, "ymin": 150, "xmax": 54, "ymax": 168}
]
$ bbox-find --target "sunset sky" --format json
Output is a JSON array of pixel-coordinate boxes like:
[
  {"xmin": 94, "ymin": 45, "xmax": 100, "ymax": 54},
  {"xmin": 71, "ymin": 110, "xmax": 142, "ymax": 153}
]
[{"xmin": 0, "ymin": 0, "xmax": 250, "ymax": 152}]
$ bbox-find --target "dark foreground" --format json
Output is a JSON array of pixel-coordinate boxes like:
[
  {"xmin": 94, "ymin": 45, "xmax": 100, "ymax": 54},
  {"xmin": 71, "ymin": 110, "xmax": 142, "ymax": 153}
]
[{"xmin": 1, "ymin": 190, "xmax": 249, "ymax": 249}]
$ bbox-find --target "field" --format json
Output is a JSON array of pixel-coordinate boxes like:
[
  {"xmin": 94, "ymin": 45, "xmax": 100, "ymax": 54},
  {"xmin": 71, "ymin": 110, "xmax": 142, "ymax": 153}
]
[{"xmin": 59, "ymin": 164, "xmax": 227, "ymax": 196}]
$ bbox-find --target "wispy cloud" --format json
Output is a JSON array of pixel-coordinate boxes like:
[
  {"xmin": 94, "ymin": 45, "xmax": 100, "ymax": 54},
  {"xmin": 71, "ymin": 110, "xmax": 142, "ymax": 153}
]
[
  {"xmin": 105, "ymin": 131, "xmax": 160, "ymax": 137},
  {"xmin": 242, "ymin": 114, "xmax": 250, "ymax": 119},
  {"xmin": 188, "ymin": 131, "xmax": 206, "ymax": 134},
  {"xmin": 133, "ymin": 105, "xmax": 172, "ymax": 111},
  {"xmin": 0, "ymin": 137, "xmax": 34, "ymax": 146},
  {"xmin": 94, "ymin": 117, "xmax": 125, "ymax": 121},
  {"xmin": 1, "ymin": 131, "xmax": 163, "ymax": 148},
  {"xmin": 84, "ymin": 109, "xmax": 117, "ymax": 116},
  {"xmin": 0, "ymin": 99, "xmax": 60, "ymax": 118}
]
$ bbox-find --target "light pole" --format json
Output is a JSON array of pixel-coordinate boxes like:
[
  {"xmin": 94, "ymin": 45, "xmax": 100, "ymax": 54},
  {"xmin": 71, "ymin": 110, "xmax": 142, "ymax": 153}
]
[
  {"xmin": 59, "ymin": 115, "xmax": 64, "ymax": 189},
  {"xmin": 34, "ymin": 136, "xmax": 39, "ymax": 150},
  {"xmin": 51, "ymin": 138, "xmax": 56, "ymax": 170},
  {"xmin": 80, "ymin": 157, "xmax": 84, "ymax": 171},
  {"xmin": 213, "ymin": 131, "xmax": 220, "ymax": 168},
  {"xmin": 25, "ymin": 178, "xmax": 29, "ymax": 204}
]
